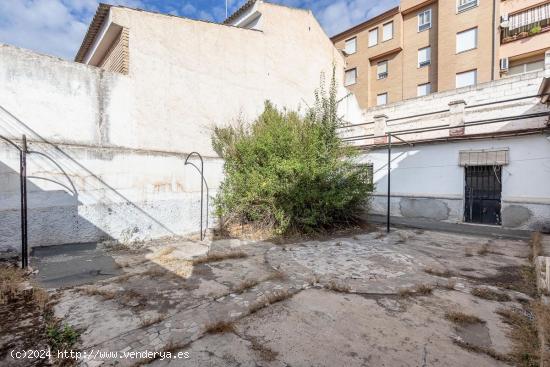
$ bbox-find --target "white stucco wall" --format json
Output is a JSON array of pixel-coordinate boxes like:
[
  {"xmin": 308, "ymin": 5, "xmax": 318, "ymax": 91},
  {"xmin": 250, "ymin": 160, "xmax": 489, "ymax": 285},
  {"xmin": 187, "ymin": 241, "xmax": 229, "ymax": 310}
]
[{"xmin": 106, "ymin": 3, "xmax": 354, "ymax": 156}]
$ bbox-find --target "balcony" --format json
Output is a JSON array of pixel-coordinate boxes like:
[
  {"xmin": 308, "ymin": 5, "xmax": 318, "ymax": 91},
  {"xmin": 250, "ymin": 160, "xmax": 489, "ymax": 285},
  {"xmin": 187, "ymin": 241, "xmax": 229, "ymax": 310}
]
[{"xmin": 501, "ymin": 3, "xmax": 550, "ymax": 43}]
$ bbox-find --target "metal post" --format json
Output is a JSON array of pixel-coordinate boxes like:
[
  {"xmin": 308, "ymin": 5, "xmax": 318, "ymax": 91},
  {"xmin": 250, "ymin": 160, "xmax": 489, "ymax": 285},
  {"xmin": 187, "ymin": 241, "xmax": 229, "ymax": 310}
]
[
  {"xmin": 185, "ymin": 152, "xmax": 205, "ymax": 241},
  {"xmin": 387, "ymin": 133, "xmax": 391, "ymax": 233},
  {"xmin": 20, "ymin": 135, "xmax": 28, "ymax": 268}
]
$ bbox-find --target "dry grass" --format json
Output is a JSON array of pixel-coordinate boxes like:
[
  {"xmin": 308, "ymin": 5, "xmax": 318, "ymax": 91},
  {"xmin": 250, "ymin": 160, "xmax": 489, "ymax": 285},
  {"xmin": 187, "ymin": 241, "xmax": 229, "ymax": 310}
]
[
  {"xmin": 141, "ymin": 268, "xmax": 167, "ymax": 278},
  {"xmin": 453, "ymin": 338, "xmax": 510, "ymax": 362},
  {"xmin": 155, "ymin": 247, "xmax": 176, "ymax": 258},
  {"xmin": 396, "ymin": 232, "xmax": 410, "ymax": 244},
  {"xmin": 326, "ymin": 280, "xmax": 352, "ymax": 293},
  {"xmin": 464, "ymin": 248, "xmax": 474, "ymax": 257},
  {"xmin": 441, "ymin": 279, "xmax": 457, "ymax": 290},
  {"xmin": 32, "ymin": 288, "xmax": 50, "ymax": 310},
  {"xmin": 398, "ymin": 284, "xmax": 434, "ymax": 298},
  {"xmin": 477, "ymin": 243, "xmax": 490, "ymax": 256},
  {"xmin": 445, "ymin": 311, "xmax": 485, "ymax": 325},
  {"xmin": 205, "ymin": 321, "xmax": 236, "ymax": 334},
  {"xmin": 249, "ymin": 290, "xmax": 293, "ymax": 314},
  {"xmin": 112, "ymin": 273, "xmax": 134, "ymax": 283},
  {"xmin": 497, "ymin": 307, "xmax": 540, "ymax": 366},
  {"xmin": 264, "ymin": 270, "xmax": 287, "ymax": 282},
  {"xmin": 471, "ymin": 287, "xmax": 511, "ymax": 302},
  {"xmin": 140, "ymin": 314, "xmax": 167, "ymax": 328},
  {"xmin": 533, "ymin": 301, "xmax": 550, "ymax": 364},
  {"xmin": 0, "ymin": 266, "xmax": 25, "ymax": 304},
  {"xmin": 529, "ymin": 232, "xmax": 543, "ymax": 262},
  {"xmin": 192, "ymin": 250, "xmax": 248, "ymax": 265},
  {"xmin": 78, "ymin": 287, "xmax": 116, "ymax": 300},
  {"xmin": 424, "ymin": 267, "xmax": 452, "ymax": 278},
  {"xmin": 234, "ymin": 279, "xmax": 260, "ymax": 294},
  {"xmin": 247, "ymin": 335, "xmax": 279, "ymax": 361}
]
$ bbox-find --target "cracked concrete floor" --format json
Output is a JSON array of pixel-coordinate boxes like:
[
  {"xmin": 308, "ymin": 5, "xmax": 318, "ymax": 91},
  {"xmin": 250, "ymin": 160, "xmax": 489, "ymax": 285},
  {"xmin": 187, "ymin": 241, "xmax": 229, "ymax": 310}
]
[{"xmin": 31, "ymin": 226, "xmax": 534, "ymax": 366}]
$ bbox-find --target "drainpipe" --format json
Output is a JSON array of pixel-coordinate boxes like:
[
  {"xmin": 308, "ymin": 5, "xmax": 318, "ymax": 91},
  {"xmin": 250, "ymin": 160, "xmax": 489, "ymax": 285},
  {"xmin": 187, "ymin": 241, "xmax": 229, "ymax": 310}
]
[{"xmin": 491, "ymin": 0, "xmax": 496, "ymax": 81}]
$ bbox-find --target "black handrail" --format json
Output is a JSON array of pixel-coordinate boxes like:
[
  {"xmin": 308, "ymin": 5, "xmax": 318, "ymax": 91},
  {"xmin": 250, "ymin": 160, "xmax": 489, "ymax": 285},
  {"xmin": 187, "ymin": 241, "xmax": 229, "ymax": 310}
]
[
  {"xmin": 0, "ymin": 134, "xmax": 27, "ymax": 268},
  {"xmin": 185, "ymin": 152, "xmax": 207, "ymax": 241}
]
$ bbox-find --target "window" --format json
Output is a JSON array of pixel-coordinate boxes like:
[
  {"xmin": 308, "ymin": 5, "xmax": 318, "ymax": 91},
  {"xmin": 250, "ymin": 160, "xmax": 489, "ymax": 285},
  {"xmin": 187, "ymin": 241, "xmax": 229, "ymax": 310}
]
[
  {"xmin": 456, "ymin": 69, "xmax": 477, "ymax": 88},
  {"xmin": 418, "ymin": 9, "xmax": 431, "ymax": 32},
  {"xmin": 383, "ymin": 21, "xmax": 393, "ymax": 41},
  {"xmin": 417, "ymin": 83, "xmax": 431, "ymax": 96},
  {"xmin": 456, "ymin": 27, "xmax": 477, "ymax": 53},
  {"xmin": 377, "ymin": 61, "xmax": 388, "ymax": 79},
  {"xmin": 418, "ymin": 46, "xmax": 431, "ymax": 67},
  {"xmin": 345, "ymin": 68, "xmax": 357, "ymax": 86},
  {"xmin": 377, "ymin": 93, "xmax": 388, "ymax": 106},
  {"xmin": 508, "ymin": 59, "xmax": 544, "ymax": 76},
  {"xmin": 457, "ymin": 0, "xmax": 478, "ymax": 13},
  {"xmin": 345, "ymin": 37, "xmax": 357, "ymax": 55},
  {"xmin": 368, "ymin": 28, "xmax": 378, "ymax": 47}
]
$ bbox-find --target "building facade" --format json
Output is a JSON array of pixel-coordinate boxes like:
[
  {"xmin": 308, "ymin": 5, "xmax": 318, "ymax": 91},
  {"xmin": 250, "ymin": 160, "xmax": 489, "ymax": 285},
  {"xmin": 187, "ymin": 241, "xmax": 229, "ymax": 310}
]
[
  {"xmin": 339, "ymin": 67, "xmax": 550, "ymax": 231},
  {"xmin": 333, "ymin": 0, "xmax": 550, "ymax": 109}
]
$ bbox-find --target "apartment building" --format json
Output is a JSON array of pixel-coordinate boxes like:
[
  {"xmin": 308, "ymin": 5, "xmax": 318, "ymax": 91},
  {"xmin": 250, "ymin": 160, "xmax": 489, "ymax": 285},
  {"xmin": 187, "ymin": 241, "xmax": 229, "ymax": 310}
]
[{"xmin": 333, "ymin": 0, "xmax": 550, "ymax": 109}]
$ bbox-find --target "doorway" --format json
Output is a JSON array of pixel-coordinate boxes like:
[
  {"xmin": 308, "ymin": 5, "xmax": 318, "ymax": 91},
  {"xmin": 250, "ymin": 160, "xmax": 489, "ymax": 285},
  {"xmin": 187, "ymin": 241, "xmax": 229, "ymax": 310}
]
[{"xmin": 464, "ymin": 165, "xmax": 502, "ymax": 225}]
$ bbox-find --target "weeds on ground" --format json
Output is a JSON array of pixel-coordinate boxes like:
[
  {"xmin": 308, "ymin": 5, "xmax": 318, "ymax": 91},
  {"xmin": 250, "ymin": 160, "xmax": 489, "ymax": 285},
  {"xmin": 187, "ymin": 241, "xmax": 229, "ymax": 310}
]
[
  {"xmin": 0, "ymin": 266, "xmax": 25, "ymax": 304},
  {"xmin": 234, "ymin": 279, "xmax": 260, "ymax": 294},
  {"xmin": 398, "ymin": 284, "xmax": 433, "ymax": 298},
  {"xmin": 247, "ymin": 335, "xmax": 279, "ymax": 361},
  {"xmin": 453, "ymin": 338, "xmax": 510, "ymax": 362},
  {"xmin": 471, "ymin": 287, "xmax": 511, "ymax": 302},
  {"xmin": 46, "ymin": 322, "xmax": 79, "ymax": 352},
  {"xmin": 445, "ymin": 311, "xmax": 485, "ymax": 325},
  {"xmin": 249, "ymin": 290, "xmax": 293, "ymax": 314},
  {"xmin": 477, "ymin": 243, "xmax": 490, "ymax": 256},
  {"xmin": 140, "ymin": 314, "xmax": 167, "ymax": 328},
  {"xmin": 326, "ymin": 280, "xmax": 352, "ymax": 293},
  {"xmin": 193, "ymin": 250, "xmax": 248, "ymax": 265},
  {"xmin": 497, "ymin": 307, "xmax": 540, "ymax": 366},
  {"xmin": 205, "ymin": 321, "xmax": 236, "ymax": 334},
  {"xmin": 78, "ymin": 287, "xmax": 116, "ymax": 300},
  {"xmin": 441, "ymin": 279, "xmax": 457, "ymax": 290},
  {"xmin": 533, "ymin": 301, "xmax": 550, "ymax": 364},
  {"xmin": 464, "ymin": 248, "xmax": 474, "ymax": 257},
  {"xmin": 424, "ymin": 267, "xmax": 452, "ymax": 278},
  {"xmin": 529, "ymin": 232, "xmax": 543, "ymax": 262}
]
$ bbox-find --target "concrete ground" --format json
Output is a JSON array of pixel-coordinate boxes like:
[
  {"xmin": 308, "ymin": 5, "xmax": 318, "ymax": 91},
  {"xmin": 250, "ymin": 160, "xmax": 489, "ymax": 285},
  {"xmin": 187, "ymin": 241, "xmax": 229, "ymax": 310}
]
[{"xmin": 29, "ymin": 226, "xmax": 534, "ymax": 366}]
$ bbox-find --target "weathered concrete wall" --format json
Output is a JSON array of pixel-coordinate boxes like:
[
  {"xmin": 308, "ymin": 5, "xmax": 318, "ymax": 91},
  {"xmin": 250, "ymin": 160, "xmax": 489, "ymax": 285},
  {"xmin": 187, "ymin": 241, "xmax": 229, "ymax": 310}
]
[
  {"xmin": 341, "ymin": 70, "xmax": 549, "ymax": 143},
  {"xmin": 0, "ymin": 3, "xmax": 363, "ymax": 251},
  {"xmin": 0, "ymin": 139, "xmax": 224, "ymax": 250},
  {"xmin": 363, "ymin": 134, "xmax": 550, "ymax": 231}
]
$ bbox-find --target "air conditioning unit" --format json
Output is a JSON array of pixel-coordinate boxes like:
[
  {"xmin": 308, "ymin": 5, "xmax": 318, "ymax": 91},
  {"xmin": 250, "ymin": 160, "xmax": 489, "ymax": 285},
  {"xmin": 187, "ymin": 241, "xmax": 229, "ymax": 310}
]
[{"xmin": 500, "ymin": 57, "xmax": 509, "ymax": 71}]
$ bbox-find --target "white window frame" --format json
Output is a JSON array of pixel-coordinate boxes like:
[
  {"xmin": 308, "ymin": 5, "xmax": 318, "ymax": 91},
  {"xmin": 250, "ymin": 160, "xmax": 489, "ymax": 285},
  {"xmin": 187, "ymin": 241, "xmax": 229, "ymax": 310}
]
[
  {"xmin": 418, "ymin": 9, "xmax": 432, "ymax": 32},
  {"xmin": 456, "ymin": 27, "xmax": 478, "ymax": 54},
  {"xmin": 368, "ymin": 28, "xmax": 378, "ymax": 47},
  {"xmin": 377, "ymin": 60, "xmax": 388, "ymax": 80},
  {"xmin": 457, "ymin": 0, "xmax": 478, "ymax": 13},
  {"xmin": 456, "ymin": 69, "xmax": 477, "ymax": 88},
  {"xmin": 345, "ymin": 68, "xmax": 357, "ymax": 86},
  {"xmin": 417, "ymin": 83, "xmax": 431, "ymax": 96},
  {"xmin": 418, "ymin": 46, "xmax": 431, "ymax": 67},
  {"xmin": 344, "ymin": 37, "xmax": 357, "ymax": 55},
  {"xmin": 382, "ymin": 21, "xmax": 394, "ymax": 42},
  {"xmin": 377, "ymin": 92, "xmax": 388, "ymax": 106}
]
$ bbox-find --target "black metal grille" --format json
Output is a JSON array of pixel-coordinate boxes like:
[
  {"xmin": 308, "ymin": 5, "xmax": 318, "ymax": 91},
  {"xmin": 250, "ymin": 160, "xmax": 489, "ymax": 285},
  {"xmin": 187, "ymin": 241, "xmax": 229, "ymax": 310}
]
[{"xmin": 464, "ymin": 165, "xmax": 502, "ymax": 225}]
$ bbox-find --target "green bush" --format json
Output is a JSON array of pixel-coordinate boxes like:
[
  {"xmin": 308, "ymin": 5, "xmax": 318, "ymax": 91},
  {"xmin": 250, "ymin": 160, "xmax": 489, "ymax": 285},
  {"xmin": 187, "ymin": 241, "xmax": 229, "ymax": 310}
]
[{"xmin": 212, "ymin": 73, "xmax": 373, "ymax": 234}]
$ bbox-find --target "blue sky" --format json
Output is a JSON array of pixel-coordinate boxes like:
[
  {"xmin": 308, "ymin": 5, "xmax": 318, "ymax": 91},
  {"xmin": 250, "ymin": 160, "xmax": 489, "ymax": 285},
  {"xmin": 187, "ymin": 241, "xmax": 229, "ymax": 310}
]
[{"xmin": 0, "ymin": 0, "xmax": 398, "ymax": 60}]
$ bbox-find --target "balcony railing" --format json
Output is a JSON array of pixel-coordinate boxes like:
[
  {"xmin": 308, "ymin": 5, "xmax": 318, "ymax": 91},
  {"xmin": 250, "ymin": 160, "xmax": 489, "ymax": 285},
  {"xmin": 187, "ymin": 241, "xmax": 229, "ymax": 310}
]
[{"xmin": 501, "ymin": 3, "xmax": 550, "ymax": 42}]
